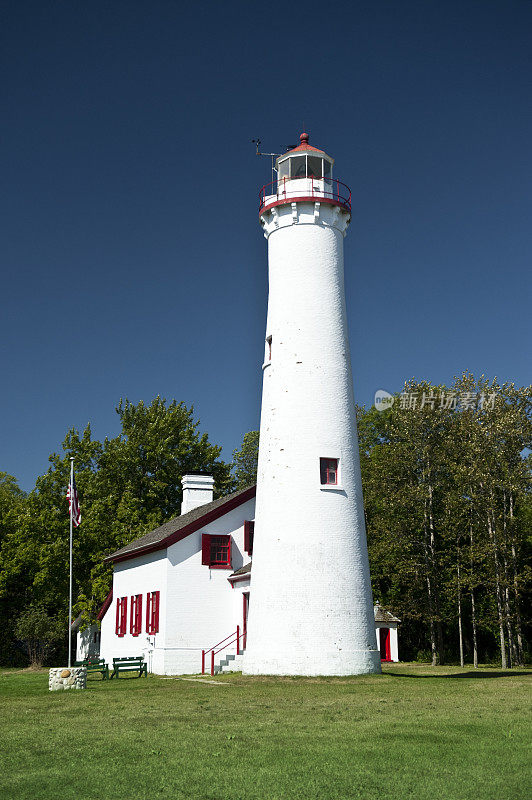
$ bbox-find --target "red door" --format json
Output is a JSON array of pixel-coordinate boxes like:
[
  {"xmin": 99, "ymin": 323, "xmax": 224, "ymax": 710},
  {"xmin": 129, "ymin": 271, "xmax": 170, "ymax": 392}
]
[
  {"xmin": 243, "ymin": 593, "xmax": 249, "ymax": 649},
  {"xmin": 379, "ymin": 628, "xmax": 391, "ymax": 661}
]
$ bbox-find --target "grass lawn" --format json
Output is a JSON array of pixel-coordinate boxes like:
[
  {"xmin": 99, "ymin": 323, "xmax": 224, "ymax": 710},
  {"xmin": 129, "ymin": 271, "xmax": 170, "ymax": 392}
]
[{"xmin": 0, "ymin": 663, "xmax": 530, "ymax": 800}]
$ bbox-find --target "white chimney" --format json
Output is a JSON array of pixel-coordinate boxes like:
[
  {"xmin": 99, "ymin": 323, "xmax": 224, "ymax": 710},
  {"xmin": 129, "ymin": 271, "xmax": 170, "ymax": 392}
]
[{"xmin": 181, "ymin": 474, "xmax": 215, "ymax": 515}]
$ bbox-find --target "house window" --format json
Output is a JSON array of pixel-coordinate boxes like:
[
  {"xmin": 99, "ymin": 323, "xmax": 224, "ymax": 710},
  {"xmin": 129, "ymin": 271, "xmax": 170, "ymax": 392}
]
[
  {"xmin": 244, "ymin": 521, "xmax": 254, "ymax": 556},
  {"xmin": 115, "ymin": 597, "xmax": 127, "ymax": 637},
  {"xmin": 130, "ymin": 594, "xmax": 143, "ymax": 636},
  {"xmin": 201, "ymin": 533, "xmax": 232, "ymax": 568},
  {"xmin": 320, "ymin": 457, "xmax": 338, "ymax": 486},
  {"xmin": 146, "ymin": 591, "xmax": 160, "ymax": 634}
]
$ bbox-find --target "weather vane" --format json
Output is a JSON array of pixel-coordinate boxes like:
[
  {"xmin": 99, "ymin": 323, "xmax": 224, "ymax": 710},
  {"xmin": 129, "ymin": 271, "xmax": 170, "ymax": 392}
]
[{"xmin": 251, "ymin": 138, "xmax": 294, "ymax": 184}]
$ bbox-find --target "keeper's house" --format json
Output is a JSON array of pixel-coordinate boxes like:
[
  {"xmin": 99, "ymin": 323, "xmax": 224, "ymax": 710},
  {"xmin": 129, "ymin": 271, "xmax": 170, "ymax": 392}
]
[{"xmin": 79, "ymin": 475, "xmax": 399, "ymax": 675}]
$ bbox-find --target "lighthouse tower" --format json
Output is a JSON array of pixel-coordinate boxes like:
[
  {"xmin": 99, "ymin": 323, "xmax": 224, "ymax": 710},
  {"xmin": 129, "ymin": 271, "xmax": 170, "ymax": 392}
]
[{"xmin": 243, "ymin": 133, "xmax": 381, "ymax": 676}]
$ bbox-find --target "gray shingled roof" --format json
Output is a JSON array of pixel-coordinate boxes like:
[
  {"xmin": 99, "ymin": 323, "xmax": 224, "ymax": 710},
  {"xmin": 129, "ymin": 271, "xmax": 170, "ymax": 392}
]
[
  {"xmin": 106, "ymin": 486, "xmax": 255, "ymax": 561},
  {"xmin": 374, "ymin": 604, "xmax": 401, "ymax": 623},
  {"xmin": 229, "ymin": 562, "xmax": 252, "ymax": 578}
]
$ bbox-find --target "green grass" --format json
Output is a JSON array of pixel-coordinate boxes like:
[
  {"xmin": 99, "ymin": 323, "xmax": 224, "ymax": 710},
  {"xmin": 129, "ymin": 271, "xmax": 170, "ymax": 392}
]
[{"xmin": 0, "ymin": 663, "xmax": 530, "ymax": 800}]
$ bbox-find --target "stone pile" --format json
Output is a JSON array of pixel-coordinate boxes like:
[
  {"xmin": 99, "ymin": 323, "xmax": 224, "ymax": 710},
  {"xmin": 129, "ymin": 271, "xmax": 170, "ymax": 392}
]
[{"xmin": 48, "ymin": 666, "xmax": 87, "ymax": 691}]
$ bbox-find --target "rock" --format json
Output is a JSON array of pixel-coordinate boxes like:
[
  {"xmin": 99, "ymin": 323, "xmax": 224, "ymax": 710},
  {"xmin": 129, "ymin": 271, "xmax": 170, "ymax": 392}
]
[{"xmin": 49, "ymin": 666, "xmax": 86, "ymax": 691}]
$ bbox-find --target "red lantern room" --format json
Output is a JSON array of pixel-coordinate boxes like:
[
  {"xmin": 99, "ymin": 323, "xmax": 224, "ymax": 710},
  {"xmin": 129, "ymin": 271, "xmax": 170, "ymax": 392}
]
[{"xmin": 259, "ymin": 132, "xmax": 351, "ymax": 215}]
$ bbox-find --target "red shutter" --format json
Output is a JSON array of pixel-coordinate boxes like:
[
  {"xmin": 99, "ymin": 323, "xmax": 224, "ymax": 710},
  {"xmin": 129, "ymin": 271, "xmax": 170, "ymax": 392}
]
[
  {"xmin": 136, "ymin": 594, "xmax": 142, "ymax": 635},
  {"xmin": 226, "ymin": 535, "xmax": 232, "ymax": 568},
  {"xmin": 153, "ymin": 590, "xmax": 160, "ymax": 633},
  {"xmin": 116, "ymin": 597, "xmax": 127, "ymax": 637},
  {"xmin": 131, "ymin": 594, "xmax": 142, "ymax": 636},
  {"xmin": 121, "ymin": 597, "xmax": 127, "ymax": 636},
  {"xmin": 244, "ymin": 521, "xmax": 255, "ymax": 555},
  {"xmin": 146, "ymin": 591, "xmax": 160, "ymax": 634},
  {"xmin": 201, "ymin": 533, "xmax": 212, "ymax": 565}
]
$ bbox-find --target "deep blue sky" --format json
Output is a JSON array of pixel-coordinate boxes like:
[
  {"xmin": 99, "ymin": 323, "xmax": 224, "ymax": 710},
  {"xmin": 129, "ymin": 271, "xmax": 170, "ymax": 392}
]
[{"xmin": 2, "ymin": 1, "xmax": 530, "ymax": 491}]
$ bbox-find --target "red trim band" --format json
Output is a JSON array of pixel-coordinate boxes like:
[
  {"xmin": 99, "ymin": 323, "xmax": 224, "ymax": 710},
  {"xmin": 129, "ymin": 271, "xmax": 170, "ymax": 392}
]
[
  {"xmin": 97, "ymin": 589, "xmax": 113, "ymax": 621},
  {"xmin": 260, "ymin": 196, "xmax": 350, "ymax": 216}
]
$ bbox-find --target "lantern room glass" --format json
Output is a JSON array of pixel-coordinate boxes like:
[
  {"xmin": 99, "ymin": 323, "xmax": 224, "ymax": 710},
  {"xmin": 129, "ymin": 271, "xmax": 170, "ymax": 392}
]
[{"xmin": 276, "ymin": 154, "xmax": 333, "ymax": 182}]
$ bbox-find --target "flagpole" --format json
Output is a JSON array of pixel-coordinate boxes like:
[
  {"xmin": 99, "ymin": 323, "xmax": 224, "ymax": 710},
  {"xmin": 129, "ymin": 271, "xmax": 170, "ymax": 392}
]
[{"xmin": 68, "ymin": 457, "xmax": 74, "ymax": 668}]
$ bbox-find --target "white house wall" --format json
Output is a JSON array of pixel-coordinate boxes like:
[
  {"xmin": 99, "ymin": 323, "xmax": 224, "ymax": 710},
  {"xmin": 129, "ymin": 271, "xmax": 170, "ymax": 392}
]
[
  {"xmin": 163, "ymin": 498, "xmax": 255, "ymax": 674},
  {"xmin": 76, "ymin": 624, "xmax": 100, "ymax": 662},
  {"xmin": 100, "ymin": 549, "xmax": 168, "ymax": 674},
  {"xmin": 99, "ymin": 498, "xmax": 255, "ymax": 675}
]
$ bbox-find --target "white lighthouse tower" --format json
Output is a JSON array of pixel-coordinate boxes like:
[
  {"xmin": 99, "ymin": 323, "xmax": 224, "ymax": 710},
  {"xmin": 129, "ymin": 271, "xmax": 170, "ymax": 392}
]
[{"xmin": 243, "ymin": 133, "xmax": 381, "ymax": 676}]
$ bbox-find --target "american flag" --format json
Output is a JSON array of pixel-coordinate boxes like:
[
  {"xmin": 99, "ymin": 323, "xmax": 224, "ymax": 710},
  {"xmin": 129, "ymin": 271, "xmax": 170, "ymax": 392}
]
[{"xmin": 67, "ymin": 472, "xmax": 81, "ymax": 527}]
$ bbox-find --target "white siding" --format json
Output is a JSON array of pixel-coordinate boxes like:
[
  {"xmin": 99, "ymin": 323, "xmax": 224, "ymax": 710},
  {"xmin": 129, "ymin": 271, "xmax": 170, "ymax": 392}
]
[
  {"xmin": 162, "ymin": 498, "xmax": 255, "ymax": 675},
  {"xmin": 99, "ymin": 498, "xmax": 255, "ymax": 675},
  {"xmin": 99, "ymin": 549, "xmax": 167, "ymax": 674}
]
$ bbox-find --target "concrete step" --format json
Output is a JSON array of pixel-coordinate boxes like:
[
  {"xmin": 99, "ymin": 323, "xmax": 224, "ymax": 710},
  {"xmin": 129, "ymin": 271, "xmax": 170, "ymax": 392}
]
[{"xmin": 215, "ymin": 649, "xmax": 245, "ymax": 674}]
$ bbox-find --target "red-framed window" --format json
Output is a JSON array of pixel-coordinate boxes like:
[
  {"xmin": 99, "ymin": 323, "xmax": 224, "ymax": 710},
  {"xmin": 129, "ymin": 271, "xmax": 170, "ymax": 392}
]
[
  {"xmin": 320, "ymin": 457, "xmax": 338, "ymax": 485},
  {"xmin": 146, "ymin": 591, "xmax": 160, "ymax": 635},
  {"xmin": 244, "ymin": 521, "xmax": 254, "ymax": 556},
  {"xmin": 115, "ymin": 597, "xmax": 127, "ymax": 636},
  {"xmin": 201, "ymin": 533, "xmax": 232, "ymax": 568},
  {"xmin": 130, "ymin": 594, "xmax": 143, "ymax": 636}
]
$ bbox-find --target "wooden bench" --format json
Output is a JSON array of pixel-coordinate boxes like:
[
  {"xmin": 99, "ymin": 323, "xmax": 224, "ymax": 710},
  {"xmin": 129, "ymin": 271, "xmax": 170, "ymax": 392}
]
[
  {"xmin": 110, "ymin": 656, "xmax": 148, "ymax": 679},
  {"xmin": 75, "ymin": 658, "xmax": 109, "ymax": 680}
]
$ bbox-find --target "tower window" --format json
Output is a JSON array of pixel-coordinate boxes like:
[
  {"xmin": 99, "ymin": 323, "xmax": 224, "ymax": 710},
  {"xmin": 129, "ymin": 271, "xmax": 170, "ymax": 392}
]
[
  {"xmin": 244, "ymin": 521, "xmax": 254, "ymax": 555},
  {"xmin": 307, "ymin": 156, "xmax": 322, "ymax": 178},
  {"xmin": 320, "ymin": 458, "xmax": 338, "ymax": 486},
  {"xmin": 266, "ymin": 335, "xmax": 272, "ymax": 361},
  {"xmin": 290, "ymin": 156, "xmax": 306, "ymax": 178}
]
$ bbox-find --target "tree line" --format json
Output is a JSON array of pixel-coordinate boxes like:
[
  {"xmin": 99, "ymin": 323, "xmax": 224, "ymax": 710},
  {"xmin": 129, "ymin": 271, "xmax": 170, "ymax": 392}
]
[
  {"xmin": 0, "ymin": 374, "xmax": 530, "ymax": 667},
  {"xmin": 358, "ymin": 373, "xmax": 530, "ymax": 667}
]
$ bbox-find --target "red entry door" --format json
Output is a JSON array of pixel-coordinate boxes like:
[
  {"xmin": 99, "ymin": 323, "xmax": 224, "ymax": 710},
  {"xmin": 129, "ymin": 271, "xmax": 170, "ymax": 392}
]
[{"xmin": 379, "ymin": 628, "xmax": 391, "ymax": 661}]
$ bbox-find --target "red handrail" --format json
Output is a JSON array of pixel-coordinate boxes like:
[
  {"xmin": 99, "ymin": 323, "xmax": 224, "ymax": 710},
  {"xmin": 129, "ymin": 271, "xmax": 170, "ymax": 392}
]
[
  {"xmin": 201, "ymin": 625, "xmax": 240, "ymax": 676},
  {"xmin": 259, "ymin": 175, "xmax": 351, "ymax": 214}
]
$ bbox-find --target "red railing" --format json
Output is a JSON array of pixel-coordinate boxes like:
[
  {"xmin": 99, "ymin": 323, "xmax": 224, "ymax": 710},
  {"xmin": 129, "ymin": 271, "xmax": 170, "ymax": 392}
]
[
  {"xmin": 259, "ymin": 176, "xmax": 351, "ymax": 214},
  {"xmin": 201, "ymin": 626, "xmax": 241, "ymax": 676}
]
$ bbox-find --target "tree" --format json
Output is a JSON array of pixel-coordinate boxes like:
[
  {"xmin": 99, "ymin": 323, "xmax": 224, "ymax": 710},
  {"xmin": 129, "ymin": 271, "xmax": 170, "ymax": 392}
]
[
  {"xmin": 232, "ymin": 431, "xmax": 260, "ymax": 489},
  {"xmin": 0, "ymin": 474, "xmax": 28, "ymax": 665},
  {"xmin": 359, "ymin": 375, "xmax": 531, "ymax": 667},
  {"xmin": 0, "ymin": 397, "xmax": 234, "ymax": 661},
  {"xmin": 14, "ymin": 605, "xmax": 64, "ymax": 667}
]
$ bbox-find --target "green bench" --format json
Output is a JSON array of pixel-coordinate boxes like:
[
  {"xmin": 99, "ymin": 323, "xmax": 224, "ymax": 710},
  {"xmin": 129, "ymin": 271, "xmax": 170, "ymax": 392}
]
[
  {"xmin": 110, "ymin": 656, "xmax": 148, "ymax": 679},
  {"xmin": 75, "ymin": 658, "xmax": 109, "ymax": 680}
]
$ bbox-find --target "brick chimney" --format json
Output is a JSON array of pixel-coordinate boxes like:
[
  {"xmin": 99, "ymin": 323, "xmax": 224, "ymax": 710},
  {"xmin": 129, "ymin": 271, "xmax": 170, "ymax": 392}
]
[{"xmin": 181, "ymin": 474, "xmax": 215, "ymax": 515}]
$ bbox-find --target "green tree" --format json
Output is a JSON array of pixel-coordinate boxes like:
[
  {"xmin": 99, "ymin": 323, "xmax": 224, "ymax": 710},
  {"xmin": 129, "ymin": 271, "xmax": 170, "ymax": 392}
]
[
  {"xmin": 0, "ymin": 473, "xmax": 27, "ymax": 665},
  {"xmin": 232, "ymin": 431, "xmax": 260, "ymax": 489},
  {"xmin": 0, "ymin": 397, "xmax": 234, "ymax": 661},
  {"xmin": 360, "ymin": 375, "xmax": 531, "ymax": 667},
  {"xmin": 14, "ymin": 605, "xmax": 64, "ymax": 667}
]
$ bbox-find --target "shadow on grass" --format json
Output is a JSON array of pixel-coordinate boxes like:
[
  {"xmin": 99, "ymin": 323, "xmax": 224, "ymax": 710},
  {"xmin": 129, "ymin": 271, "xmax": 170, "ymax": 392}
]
[{"xmin": 386, "ymin": 670, "xmax": 530, "ymax": 679}]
